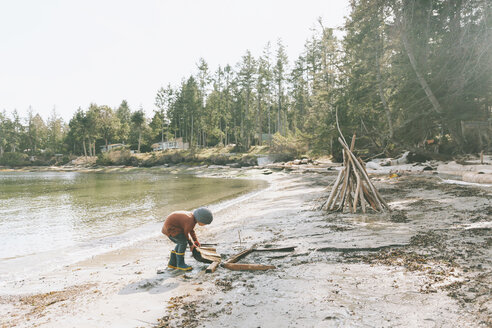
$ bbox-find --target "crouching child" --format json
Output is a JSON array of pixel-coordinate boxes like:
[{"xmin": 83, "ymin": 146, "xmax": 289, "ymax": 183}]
[{"xmin": 161, "ymin": 207, "xmax": 213, "ymax": 271}]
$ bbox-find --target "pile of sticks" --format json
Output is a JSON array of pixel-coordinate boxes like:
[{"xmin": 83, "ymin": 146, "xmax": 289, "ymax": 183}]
[
  {"xmin": 321, "ymin": 134, "xmax": 390, "ymax": 213},
  {"xmin": 205, "ymin": 246, "xmax": 295, "ymax": 273}
]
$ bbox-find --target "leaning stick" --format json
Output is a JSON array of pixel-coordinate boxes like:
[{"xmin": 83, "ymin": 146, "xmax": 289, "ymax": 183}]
[
  {"xmin": 340, "ymin": 135, "xmax": 356, "ymax": 212},
  {"xmin": 339, "ymin": 138, "xmax": 384, "ymax": 211},
  {"xmin": 353, "ymin": 172, "xmax": 361, "ymax": 213},
  {"xmin": 357, "ymin": 157, "xmax": 390, "ymax": 210},
  {"xmin": 359, "ymin": 180, "xmax": 366, "ymax": 213},
  {"xmin": 324, "ymin": 169, "xmax": 344, "ymax": 210},
  {"xmin": 349, "ymin": 133, "xmax": 356, "ymax": 152},
  {"xmin": 344, "ymin": 142, "xmax": 362, "ymax": 213},
  {"xmin": 337, "ymin": 150, "xmax": 352, "ymax": 211},
  {"xmin": 329, "ymin": 171, "xmax": 345, "ymax": 211},
  {"xmin": 361, "ymin": 182, "xmax": 379, "ymax": 211}
]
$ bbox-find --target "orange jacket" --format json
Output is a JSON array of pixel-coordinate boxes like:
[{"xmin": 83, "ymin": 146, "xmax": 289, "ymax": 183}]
[{"xmin": 161, "ymin": 211, "xmax": 197, "ymax": 244}]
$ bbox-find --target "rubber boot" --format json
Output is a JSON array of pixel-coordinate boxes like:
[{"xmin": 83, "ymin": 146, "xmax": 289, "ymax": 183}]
[
  {"xmin": 175, "ymin": 252, "xmax": 192, "ymax": 271},
  {"xmin": 168, "ymin": 250, "xmax": 177, "ymax": 269}
]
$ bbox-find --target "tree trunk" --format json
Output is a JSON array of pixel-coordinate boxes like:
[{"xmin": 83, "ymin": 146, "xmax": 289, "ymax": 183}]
[
  {"xmin": 191, "ymin": 115, "xmax": 194, "ymax": 148},
  {"xmin": 88, "ymin": 138, "xmax": 92, "ymax": 156},
  {"xmin": 400, "ymin": 27, "xmax": 443, "ymax": 114},
  {"xmin": 138, "ymin": 130, "xmax": 141, "ymax": 153},
  {"xmin": 268, "ymin": 106, "xmax": 272, "ymax": 147},
  {"xmin": 257, "ymin": 97, "xmax": 262, "ymax": 145},
  {"xmin": 375, "ymin": 48, "xmax": 394, "ymax": 139},
  {"xmin": 83, "ymin": 139, "xmax": 87, "ymax": 157}
]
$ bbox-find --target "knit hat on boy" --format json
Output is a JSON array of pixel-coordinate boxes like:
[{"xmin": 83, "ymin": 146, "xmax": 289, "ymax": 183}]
[{"xmin": 193, "ymin": 207, "xmax": 213, "ymax": 224}]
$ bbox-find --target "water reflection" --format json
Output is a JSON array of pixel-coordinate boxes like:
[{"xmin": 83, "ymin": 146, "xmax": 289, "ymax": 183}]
[{"xmin": 0, "ymin": 171, "xmax": 262, "ymax": 263}]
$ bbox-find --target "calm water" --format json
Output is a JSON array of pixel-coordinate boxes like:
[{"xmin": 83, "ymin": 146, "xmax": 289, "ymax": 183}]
[{"xmin": 0, "ymin": 171, "xmax": 263, "ymax": 282}]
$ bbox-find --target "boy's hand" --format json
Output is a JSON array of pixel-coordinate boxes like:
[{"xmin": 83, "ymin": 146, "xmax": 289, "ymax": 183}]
[{"xmin": 190, "ymin": 241, "xmax": 200, "ymax": 251}]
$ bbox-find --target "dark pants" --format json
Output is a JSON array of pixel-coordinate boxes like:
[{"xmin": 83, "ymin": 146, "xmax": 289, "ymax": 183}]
[{"xmin": 168, "ymin": 233, "xmax": 188, "ymax": 253}]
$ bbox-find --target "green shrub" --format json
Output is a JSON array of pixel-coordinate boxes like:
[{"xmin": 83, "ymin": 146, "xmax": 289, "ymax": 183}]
[
  {"xmin": 207, "ymin": 154, "xmax": 230, "ymax": 165},
  {"xmin": 0, "ymin": 152, "xmax": 30, "ymax": 166},
  {"xmin": 270, "ymin": 132, "xmax": 308, "ymax": 161},
  {"xmin": 96, "ymin": 150, "xmax": 133, "ymax": 166}
]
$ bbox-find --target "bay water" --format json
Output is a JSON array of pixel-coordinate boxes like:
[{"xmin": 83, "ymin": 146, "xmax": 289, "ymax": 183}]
[{"xmin": 0, "ymin": 170, "xmax": 264, "ymax": 284}]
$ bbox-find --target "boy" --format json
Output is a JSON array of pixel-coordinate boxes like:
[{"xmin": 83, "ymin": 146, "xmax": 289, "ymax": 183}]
[{"xmin": 161, "ymin": 207, "xmax": 213, "ymax": 271}]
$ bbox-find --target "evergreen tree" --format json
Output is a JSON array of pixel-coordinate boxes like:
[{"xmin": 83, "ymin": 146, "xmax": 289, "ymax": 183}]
[
  {"xmin": 273, "ymin": 39, "xmax": 289, "ymax": 135},
  {"xmin": 116, "ymin": 100, "xmax": 132, "ymax": 144},
  {"xmin": 98, "ymin": 105, "xmax": 120, "ymax": 149},
  {"xmin": 131, "ymin": 108, "xmax": 146, "ymax": 153}
]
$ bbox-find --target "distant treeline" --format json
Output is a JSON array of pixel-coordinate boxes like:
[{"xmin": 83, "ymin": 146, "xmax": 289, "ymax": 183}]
[{"xmin": 1, "ymin": 0, "xmax": 490, "ymax": 161}]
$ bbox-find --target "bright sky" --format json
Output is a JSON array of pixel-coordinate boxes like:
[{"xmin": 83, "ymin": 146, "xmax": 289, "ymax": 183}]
[{"xmin": 0, "ymin": 0, "xmax": 350, "ymax": 122}]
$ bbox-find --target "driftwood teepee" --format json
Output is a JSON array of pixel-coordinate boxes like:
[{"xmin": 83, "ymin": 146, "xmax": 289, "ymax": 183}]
[{"xmin": 321, "ymin": 132, "xmax": 390, "ymax": 214}]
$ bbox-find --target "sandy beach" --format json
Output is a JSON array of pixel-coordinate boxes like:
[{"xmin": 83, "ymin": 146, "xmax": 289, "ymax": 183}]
[{"xmin": 1, "ymin": 165, "xmax": 491, "ymax": 327}]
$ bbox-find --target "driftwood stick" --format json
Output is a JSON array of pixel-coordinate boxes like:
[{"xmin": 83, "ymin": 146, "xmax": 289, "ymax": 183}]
[
  {"xmin": 324, "ymin": 169, "xmax": 344, "ymax": 210},
  {"xmin": 339, "ymin": 138, "xmax": 384, "ymax": 211},
  {"xmin": 337, "ymin": 151, "xmax": 352, "ymax": 211},
  {"xmin": 330, "ymin": 172, "xmax": 345, "ymax": 210},
  {"xmin": 205, "ymin": 261, "xmax": 220, "ymax": 273},
  {"xmin": 335, "ymin": 107, "xmax": 348, "ymax": 148},
  {"xmin": 254, "ymin": 246, "xmax": 296, "ymax": 252},
  {"xmin": 361, "ymin": 181, "xmax": 379, "ymax": 211},
  {"xmin": 353, "ymin": 172, "xmax": 361, "ymax": 213},
  {"xmin": 225, "ymin": 247, "xmax": 255, "ymax": 264},
  {"xmin": 344, "ymin": 145, "xmax": 362, "ymax": 213},
  {"xmin": 357, "ymin": 157, "xmax": 390, "ymax": 210},
  {"xmin": 350, "ymin": 133, "xmax": 356, "ymax": 152},
  {"xmin": 342, "ymin": 139, "xmax": 360, "ymax": 213},
  {"xmin": 359, "ymin": 180, "xmax": 366, "ymax": 213},
  {"xmin": 222, "ymin": 263, "xmax": 276, "ymax": 271}
]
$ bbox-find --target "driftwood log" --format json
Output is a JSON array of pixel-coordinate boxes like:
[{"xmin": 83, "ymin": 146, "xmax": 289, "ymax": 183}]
[
  {"xmin": 205, "ymin": 261, "xmax": 220, "ymax": 273},
  {"xmin": 222, "ymin": 263, "xmax": 275, "ymax": 271}
]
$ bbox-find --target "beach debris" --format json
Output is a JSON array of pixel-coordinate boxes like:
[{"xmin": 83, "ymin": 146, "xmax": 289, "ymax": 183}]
[
  {"xmin": 205, "ymin": 245, "xmax": 295, "ymax": 273},
  {"xmin": 225, "ymin": 247, "xmax": 255, "ymax": 264},
  {"xmin": 192, "ymin": 247, "xmax": 221, "ymax": 264},
  {"xmin": 205, "ymin": 261, "xmax": 220, "ymax": 273},
  {"xmin": 321, "ymin": 132, "xmax": 391, "ymax": 213},
  {"xmin": 222, "ymin": 263, "xmax": 275, "ymax": 271}
]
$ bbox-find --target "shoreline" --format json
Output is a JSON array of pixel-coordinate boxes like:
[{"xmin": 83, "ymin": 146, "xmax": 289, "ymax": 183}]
[
  {"xmin": 0, "ymin": 167, "xmax": 269, "ymax": 291},
  {"xmin": 1, "ymin": 167, "xmax": 491, "ymax": 327},
  {"xmin": 1, "ymin": 167, "xmax": 279, "ymax": 327}
]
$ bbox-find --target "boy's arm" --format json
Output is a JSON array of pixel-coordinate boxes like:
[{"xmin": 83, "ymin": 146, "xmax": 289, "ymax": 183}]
[
  {"xmin": 189, "ymin": 229, "xmax": 199, "ymax": 244},
  {"xmin": 187, "ymin": 229, "xmax": 200, "ymax": 250}
]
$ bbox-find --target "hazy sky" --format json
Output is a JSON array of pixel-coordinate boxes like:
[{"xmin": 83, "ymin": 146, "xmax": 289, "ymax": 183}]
[{"xmin": 0, "ymin": 0, "xmax": 350, "ymax": 122}]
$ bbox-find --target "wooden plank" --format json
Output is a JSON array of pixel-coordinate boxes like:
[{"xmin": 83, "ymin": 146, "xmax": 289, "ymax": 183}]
[
  {"xmin": 205, "ymin": 261, "xmax": 220, "ymax": 273},
  {"xmin": 222, "ymin": 263, "xmax": 276, "ymax": 271},
  {"xmin": 254, "ymin": 246, "xmax": 296, "ymax": 252},
  {"xmin": 193, "ymin": 247, "xmax": 221, "ymax": 264},
  {"xmin": 225, "ymin": 247, "xmax": 255, "ymax": 264}
]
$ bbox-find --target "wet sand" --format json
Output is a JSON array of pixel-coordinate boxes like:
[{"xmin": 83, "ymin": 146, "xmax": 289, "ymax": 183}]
[{"xmin": 1, "ymin": 167, "xmax": 491, "ymax": 327}]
